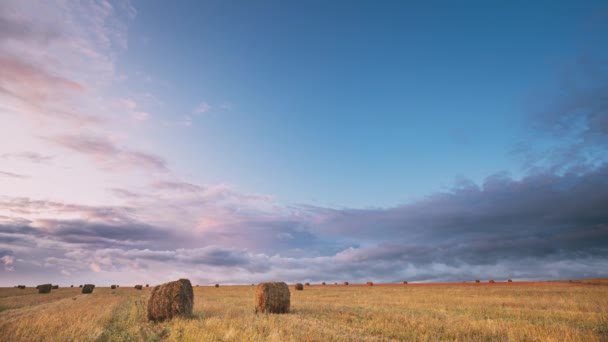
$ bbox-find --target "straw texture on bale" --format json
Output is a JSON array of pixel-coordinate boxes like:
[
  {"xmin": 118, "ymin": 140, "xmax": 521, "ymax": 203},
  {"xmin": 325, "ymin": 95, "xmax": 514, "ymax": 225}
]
[
  {"xmin": 344, "ymin": 282, "xmax": 349, "ymax": 285},
  {"xmin": 38, "ymin": 284, "xmax": 52, "ymax": 293},
  {"xmin": 135, "ymin": 285, "xmax": 143, "ymax": 290},
  {"xmin": 18, "ymin": 285, "xmax": 26, "ymax": 289},
  {"xmin": 367, "ymin": 282, "xmax": 374, "ymax": 286},
  {"xmin": 111, "ymin": 285, "xmax": 117, "ymax": 289},
  {"xmin": 52, "ymin": 285, "xmax": 59, "ymax": 289},
  {"xmin": 147, "ymin": 278, "xmax": 194, "ymax": 322},
  {"xmin": 82, "ymin": 284, "xmax": 95, "ymax": 294},
  {"xmin": 254, "ymin": 282, "xmax": 290, "ymax": 314},
  {"xmin": 295, "ymin": 283, "xmax": 303, "ymax": 290}
]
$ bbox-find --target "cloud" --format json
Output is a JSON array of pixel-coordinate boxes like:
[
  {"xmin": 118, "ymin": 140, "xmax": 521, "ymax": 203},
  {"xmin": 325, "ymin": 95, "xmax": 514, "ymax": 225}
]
[
  {"xmin": 1, "ymin": 254, "xmax": 14, "ymax": 271},
  {"xmin": 47, "ymin": 134, "xmax": 167, "ymax": 172},
  {"xmin": 0, "ymin": 170, "xmax": 28, "ymax": 179},
  {"xmin": 1, "ymin": 152, "xmax": 53, "ymax": 164},
  {"xmin": 194, "ymin": 102, "xmax": 210, "ymax": 114}
]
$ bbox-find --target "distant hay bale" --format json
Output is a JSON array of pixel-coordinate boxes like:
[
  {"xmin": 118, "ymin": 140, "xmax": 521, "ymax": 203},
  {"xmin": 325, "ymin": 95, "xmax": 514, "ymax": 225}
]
[
  {"xmin": 38, "ymin": 284, "xmax": 52, "ymax": 294},
  {"xmin": 51, "ymin": 285, "xmax": 59, "ymax": 289},
  {"xmin": 111, "ymin": 285, "xmax": 117, "ymax": 289},
  {"xmin": 508, "ymin": 279, "xmax": 513, "ymax": 283},
  {"xmin": 322, "ymin": 282, "xmax": 326, "ymax": 285},
  {"xmin": 254, "ymin": 282, "xmax": 290, "ymax": 314},
  {"xmin": 147, "ymin": 278, "xmax": 194, "ymax": 322},
  {"xmin": 135, "ymin": 285, "xmax": 143, "ymax": 290},
  {"xmin": 18, "ymin": 285, "xmax": 26, "ymax": 289},
  {"xmin": 215, "ymin": 284, "xmax": 219, "ymax": 288},
  {"xmin": 344, "ymin": 282, "xmax": 349, "ymax": 285},
  {"xmin": 305, "ymin": 282, "xmax": 310, "ymax": 286},
  {"xmin": 295, "ymin": 283, "xmax": 303, "ymax": 291},
  {"xmin": 489, "ymin": 280, "xmax": 495, "ymax": 284},
  {"xmin": 82, "ymin": 284, "xmax": 95, "ymax": 294},
  {"xmin": 403, "ymin": 281, "xmax": 408, "ymax": 284},
  {"xmin": 367, "ymin": 282, "xmax": 373, "ymax": 286},
  {"xmin": 146, "ymin": 284, "xmax": 149, "ymax": 287},
  {"xmin": 475, "ymin": 280, "xmax": 480, "ymax": 283},
  {"xmin": 70, "ymin": 285, "xmax": 74, "ymax": 288},
  {"xmin": 79, "ymin": 285, "xmax": 83, "ymax": 288}
]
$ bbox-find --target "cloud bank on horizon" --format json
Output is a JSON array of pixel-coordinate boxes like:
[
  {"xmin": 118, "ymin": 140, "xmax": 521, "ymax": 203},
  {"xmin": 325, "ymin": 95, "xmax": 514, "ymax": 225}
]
[{"xmin": 0, "ymin": 0, "xmax": 607, "ymax": 285}]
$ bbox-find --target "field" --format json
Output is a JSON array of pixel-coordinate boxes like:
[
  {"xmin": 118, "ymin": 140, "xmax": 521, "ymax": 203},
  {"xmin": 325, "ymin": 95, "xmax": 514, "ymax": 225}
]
[{"xmin": 1, "ymin": 281, "xmax": 607, "ymax": 341}]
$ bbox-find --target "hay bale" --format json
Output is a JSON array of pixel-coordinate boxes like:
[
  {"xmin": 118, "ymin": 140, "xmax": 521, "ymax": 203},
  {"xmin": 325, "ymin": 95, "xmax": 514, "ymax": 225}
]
[
  {"xmin": 51, "ymin": 285, "xmax": 59, "ymax": 289},
  {"xmin": 82, "ymin": 284, "xmax": 95, "ymax": 294},
  {"xmin": 475, "ymin": 279, "xmax": 480, "ymax": 283},
  {"xmin": 305, "ymin": 282, "xmax": 310, "ymax": 286},
  {"xmin": 111, "ymin": 285, "xmax": 117, "ymax": 289},
  {"xmin": 334, "ymin": 282, "xmax": 338, "ymax": 285},
  {"xmin": 135, "ymin": 285, "xmax": 143, "ymax": 290},
  {"xmin": 146, "ymin": 284, "xmax": 149, "ymax": 287},
  {"xmin": 403, "ymin": 281, "xmax": 408, "ymax": 284},
  {"xmin": 38, "ymin": 284, "xmax": 52, "ymax": 294},
  {"xmin": 367, "ymin": 282, "xmax": 373, "ymax": 286},
  {"xmin": 147, "ymin": 278, "xmax": 193, "ymax": 322},
  {"xmin": 70, "ymin": 285, "xmax": 74, "ymax": 288},
  {"xmin": 254, "ymin": 282, "xmax": 290, "ymax": 314},
  {"xmin": 489, "ymin": 279, "xmax": 495, "ymax": 283},
  {"xmin": 344, "ymin": 281, "xmax": 349, "ymax": 285},
  {"xmin": 508, "ymin": 279, "xmax": 513, "ymax": 283},
  {"xmin": 18, "ymin": 285, "xmax": 26, "ymax": 289},
  {"xmin": 79, "ymin": 285, "xmax": 83, "ymax": 288},
  {"xmin": 295, "ymin": 283, "xmax": 303, "ymax": 291},
  {"xmin": 322, "ymin": 282, "xmax": 326, "ymax": 285},
  {"xmin": 215, "ymin": 284, "xmax": 219, "ymax": 288}
]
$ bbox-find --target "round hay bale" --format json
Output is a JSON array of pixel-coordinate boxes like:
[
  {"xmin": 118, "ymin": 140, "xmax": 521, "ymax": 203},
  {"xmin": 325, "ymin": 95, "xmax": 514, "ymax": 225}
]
[
  {"xmin": 344, "ymin": 281, "xmax": 349, "ymax": 285},
  {"xmin": 79, "ymin": 285, "xmax": 83, "ymax": 288},
  {"xmin": 215, "ymin": 284, "xmax": 219, "ymax": 288},
  {"xmin": 489, "ymin": 279, "xmax": 495, "ymax": 284},
  {"xmin": 18, "ymin": 285, "xmax": 26, "ymax": 289},
  {"xmin": 82, "ymin": 284, "xmax": 95, "ymax": 294},
  {"xmin": 134, "ymin": 285, "xmax": 143, "ymax": 290},
  {"xmin": 508, "ymin": 279, "xmax": 513, "ymax": 283},
  {"xmin": 295, "ymin": 283, "xmax": 303, "ymax": 291},
  {"xmin": 254, "ymin": 282, "xmax": 290, "ymax": 314},
  {"xmin": 334, "ymin": 282, "xmax": 338, "ymax": 285},
  {"xmin": 147, "ymin": 278, "xmax": 193, "ymax": 322},
  {"xmin": 70, "ymin": 285, "xmax": 74, "ymax": 288},
  {"xmin": 51, "ymin": 285, "xmax": 59, "ymax": 289},
  {"xmin": 38, "ymin": 284, "xmax": 52, "ymax": 294},
  {"xmin": 322, "ymin": 282, "xmax": 326, "ymax": 285},
  {"xmin": 475, "ymin": 279, "xmax": 480, "ymax": 283},
  {"xmin": 305, "ymin": 282, "xmax": 310, "ymax": 286},
  {"xmin": 403, "ymin": 281, "xmax": 408, "ymax": 284},
  {"xmin": 366, "ymin": 281, "xmax": 374, "ymax": 286},
  {"xmin": 146, "ymin": 284, "xmax": 149, "ymax": 287},
  {"xmin": 111, "ymin": 285, "xmax": 117, "ymax": 289}
]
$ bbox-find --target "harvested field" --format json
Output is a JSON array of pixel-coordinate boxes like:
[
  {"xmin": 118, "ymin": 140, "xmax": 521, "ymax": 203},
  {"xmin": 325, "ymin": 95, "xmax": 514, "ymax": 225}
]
[{"xmin": 0, "ymin": 281, "xmax": 606, "ymax": 341}]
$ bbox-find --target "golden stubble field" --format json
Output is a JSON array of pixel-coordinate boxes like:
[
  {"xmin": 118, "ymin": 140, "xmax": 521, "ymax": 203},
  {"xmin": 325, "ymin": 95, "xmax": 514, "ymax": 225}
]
[{"xmin": 1, "ymin": 282, "xmax": 607, "ymax": 341}]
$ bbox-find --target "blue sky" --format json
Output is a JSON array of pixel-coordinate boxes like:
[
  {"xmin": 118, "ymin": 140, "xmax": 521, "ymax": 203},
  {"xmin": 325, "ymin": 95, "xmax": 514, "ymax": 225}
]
[
  {"xmin": 104, "ymin": 0, "xmax": 607, "ymax": 208},
  {"xmin": 0, "ymin": 0, "xmax": 607, "ymax": 285}
]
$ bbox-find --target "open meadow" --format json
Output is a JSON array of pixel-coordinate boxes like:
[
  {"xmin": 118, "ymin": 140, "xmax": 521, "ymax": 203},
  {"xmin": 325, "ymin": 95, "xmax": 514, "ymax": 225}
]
[{"xmin": 1, "ymin": 281, "xmax": 607, "ymax": 341}]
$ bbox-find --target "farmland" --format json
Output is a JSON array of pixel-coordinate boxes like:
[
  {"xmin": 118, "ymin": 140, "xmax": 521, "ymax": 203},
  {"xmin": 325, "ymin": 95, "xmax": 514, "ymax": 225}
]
[{"xmin": 0, "ymin": 281, "xmax": 607, "ymax": 341}]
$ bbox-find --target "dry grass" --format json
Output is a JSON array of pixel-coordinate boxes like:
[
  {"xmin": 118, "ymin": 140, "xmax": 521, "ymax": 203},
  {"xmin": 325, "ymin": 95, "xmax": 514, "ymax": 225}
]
[{"xmin": 1, "ymin": 282, "xmax": 607, "ymax": 341}]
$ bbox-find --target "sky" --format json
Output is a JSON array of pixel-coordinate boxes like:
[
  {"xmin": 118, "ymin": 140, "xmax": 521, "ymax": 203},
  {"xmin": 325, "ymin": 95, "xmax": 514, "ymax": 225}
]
[{"xmin": 1, "ymin": 0, "xmax": 607, "ymax": 286}]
